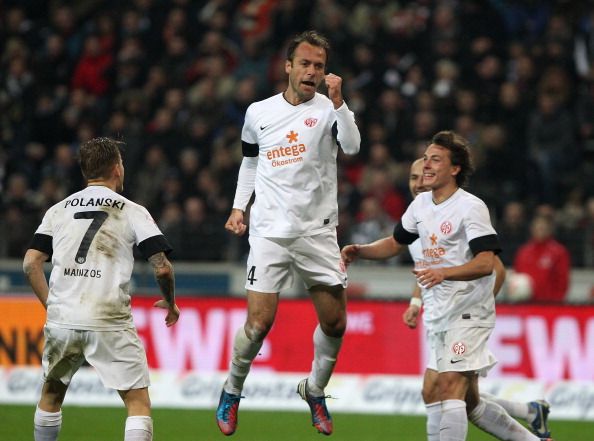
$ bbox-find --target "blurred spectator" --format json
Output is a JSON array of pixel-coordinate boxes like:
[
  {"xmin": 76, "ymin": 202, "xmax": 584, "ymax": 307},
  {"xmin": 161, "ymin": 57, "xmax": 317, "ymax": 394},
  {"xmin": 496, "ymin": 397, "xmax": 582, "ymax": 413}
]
[
  {"xmin": 71, "ymin": 34, "xmax": 114, "ymax": 96},
  {"xmin": 172, "ymin": 196, "xmax": 226, "ymax": 261},
  {"xmin": 41, "ymin": 143, "xmax": 84, "ymax": 196},
  {"xmin": 526, "ymin": 92, "xmax": 578, "ymax": 204},
  {"xmin": 497, "ymin": 201, "xmax": 529, "ymax": 266},
  {"xmin": 514, "ymin": 214, "xmax": 571, "ymax": 302},
  {"xmin": 348, "ymin": 196, "xmax": 393, "ymax": 249},
  {"xmin": 132, "ymin": 144, "xmax": 170, "ymax": 211}
]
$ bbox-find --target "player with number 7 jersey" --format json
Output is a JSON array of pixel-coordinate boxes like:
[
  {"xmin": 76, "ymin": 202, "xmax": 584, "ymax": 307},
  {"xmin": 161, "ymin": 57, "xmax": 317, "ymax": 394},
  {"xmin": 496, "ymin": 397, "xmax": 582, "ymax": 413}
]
[
  {"xmin": 23, "ymin": 137, "xmax": 179, "ymax": 441},
  {"xmin": 31, "ymin": 184, "xmax": 168, "ymax": 330}
]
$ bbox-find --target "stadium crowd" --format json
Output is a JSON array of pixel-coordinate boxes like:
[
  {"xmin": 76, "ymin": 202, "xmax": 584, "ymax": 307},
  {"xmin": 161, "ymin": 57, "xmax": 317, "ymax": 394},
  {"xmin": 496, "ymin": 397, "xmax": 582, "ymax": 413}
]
[{"xmin": 2, "ymin": 0, "xmax": 594, "ymax": 273}]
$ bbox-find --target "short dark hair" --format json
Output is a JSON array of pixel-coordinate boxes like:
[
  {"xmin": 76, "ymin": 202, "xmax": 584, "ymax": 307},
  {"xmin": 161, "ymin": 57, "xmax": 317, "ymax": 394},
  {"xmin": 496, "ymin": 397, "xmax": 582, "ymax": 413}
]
[
  {"xmin": 431, "ymin": 130, "xmax": 474, "ymax": 187},
  {"xmin": 286, "ymin": 30, "xmax": 330, "ymax": 63},
  {"xmin": 78, "ymin": 137, "xmax": 124, "ymax": 180}
]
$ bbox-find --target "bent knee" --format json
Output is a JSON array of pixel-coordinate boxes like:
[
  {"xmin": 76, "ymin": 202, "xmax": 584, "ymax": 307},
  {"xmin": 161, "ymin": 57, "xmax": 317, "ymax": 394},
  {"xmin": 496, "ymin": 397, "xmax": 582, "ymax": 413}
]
[
  {"xmin": 319, "ymin": 317, "xmax": 347, "ymax": 338},
  {"xmin": 244, "ymin": 321, "xmax": 272, "ymax": 342}
]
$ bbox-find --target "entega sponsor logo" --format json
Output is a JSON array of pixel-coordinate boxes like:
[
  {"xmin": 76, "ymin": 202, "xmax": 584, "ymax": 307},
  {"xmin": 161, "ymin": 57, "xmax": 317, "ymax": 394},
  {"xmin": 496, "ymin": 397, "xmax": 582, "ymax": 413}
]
[
  {"xmin": 266, "ymin": 143, "xmax": 307, "ymax": 159},
  {"xmin": 422, "ymin": 247, "xmax": 446, "ymax": 259},
  {"xmin": 64, "ymin": 267, "xmax": 102, "ymax": 278},
  {"xmin": 267, "ymin": 143, "xmax": 307, "ymax": 167}
]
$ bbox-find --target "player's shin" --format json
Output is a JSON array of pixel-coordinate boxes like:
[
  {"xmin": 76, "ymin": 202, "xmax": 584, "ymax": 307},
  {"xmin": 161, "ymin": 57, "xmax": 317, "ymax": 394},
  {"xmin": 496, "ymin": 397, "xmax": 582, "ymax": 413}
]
[
  {"xmin": 309, "ymin": 325, "xmax": 342, "ymax": 396},
  {"xmin": 226, "ymin": 326, "xmax": 263, "ymax": 395},
  {"xmin": 440, "ymin": 399, "xmax": 468, "ymax": 441},
  {"xmin": 469, "ymin": 399, "xmax": 540, "ymax": 441},
  {"xmin": 426, "ymin": 402, "xmax": 441, "ymax": 441}
]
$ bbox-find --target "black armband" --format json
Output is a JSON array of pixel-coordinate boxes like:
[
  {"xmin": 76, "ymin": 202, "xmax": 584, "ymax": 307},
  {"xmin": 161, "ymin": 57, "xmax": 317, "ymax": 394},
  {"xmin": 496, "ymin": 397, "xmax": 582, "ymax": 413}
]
[
  {"xmin": 393, "ymin": 223, "xmax": 419, "ymax": 245},
  {"xmin": 29, "ymin": 233, "xmax": 53, "ymax": 259},
  {"xmin": 242, "ymin": 141, "xmax": 259, "ymax": 157},
  {"xmin": 138, "ymin": 235, "xmax": 173, "ymax": 260},
  {"xmin": 469, "ymin": 234, "xmax": 501, "ymax": 256}
]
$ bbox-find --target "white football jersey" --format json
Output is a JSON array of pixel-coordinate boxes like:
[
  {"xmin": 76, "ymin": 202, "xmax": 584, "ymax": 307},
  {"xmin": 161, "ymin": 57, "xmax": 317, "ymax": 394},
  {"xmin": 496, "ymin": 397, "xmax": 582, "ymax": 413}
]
[
  {"xmin": 397, "ymin": 189, "xmax": 499, "ymax": 332},
  {"xmin": 237, "ymin": 92, "xmax": 360, "ymax": 238},
  {"xmin": 31, "ymin": 185, "xmax": 171, "ymax": 330}
]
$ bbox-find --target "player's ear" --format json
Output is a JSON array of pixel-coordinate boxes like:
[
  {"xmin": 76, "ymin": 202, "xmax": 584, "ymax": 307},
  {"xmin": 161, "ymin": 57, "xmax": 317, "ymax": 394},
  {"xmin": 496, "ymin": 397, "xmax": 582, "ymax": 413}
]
[
  {"xmin": 112, "ymin": 162, "xmax": 122, "ymax": 178},
  {"xmin": 451, "ymin": 165, "xmax": 461, "ymax": 178},
  {"xmin": 285, "ymin": 59, "xmax": 292, "ymax": 75}
]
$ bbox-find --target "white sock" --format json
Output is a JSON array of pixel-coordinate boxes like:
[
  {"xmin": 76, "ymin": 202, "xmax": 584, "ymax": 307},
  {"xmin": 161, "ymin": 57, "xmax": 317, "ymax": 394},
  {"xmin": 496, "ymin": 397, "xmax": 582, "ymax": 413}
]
[
  {"xmin": 308, "ymin": 325, "xmax": 342, "ymax": 397},
  {"xmin": 124, "ymin": 416, "xmax": 153, "ymax": 441},
  {"xmin": 469, "ymin": 399, "xmax": 539, "ymax": 441},
  {"xmin": 426, "ymin": 402, "xmax": 441, "ymax": 441},
  {"xmin": 34, "ymin": 407, "xmax": 62, "ymax": 441},
  {"xmin": 440, "ymin": 399, "xmax": 467, "ymax": 441},
  {"xmin": 480, "ymin": 392, "xmax": 530, "ymax": 420},
  {"xmin": 225, "ymin": 326, "xmax": 263, "ymax": 395}
]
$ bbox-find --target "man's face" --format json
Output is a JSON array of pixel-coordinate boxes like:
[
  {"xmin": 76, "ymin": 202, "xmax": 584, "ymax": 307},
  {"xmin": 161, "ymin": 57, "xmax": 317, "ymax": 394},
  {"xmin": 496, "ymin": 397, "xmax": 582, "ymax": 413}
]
[
  {"xmin": 285, "ymin": 42, "xmax": 326, "ymax": 102},
  {"xmin": 409, "ymin": 160, "xmax": 428, "ymax": 198},
  {"xmin": 422, "ymin": 144, "xmax": 459, "ymax": 190}
]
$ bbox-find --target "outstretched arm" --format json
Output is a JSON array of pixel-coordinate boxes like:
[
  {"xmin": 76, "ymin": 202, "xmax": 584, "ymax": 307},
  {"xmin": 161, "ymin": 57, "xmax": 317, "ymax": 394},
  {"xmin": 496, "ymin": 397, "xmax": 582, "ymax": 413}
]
[
  {"xmin": 341, "ymin": 236, "xmax": 403, "ymax": 266},
  {"xmin": 149, "ymin": 251, "xmax": 179, "ymax": 327},
  {"xmin": 23, "ymin": 249, "xmax": 50, "ymax": 309}
]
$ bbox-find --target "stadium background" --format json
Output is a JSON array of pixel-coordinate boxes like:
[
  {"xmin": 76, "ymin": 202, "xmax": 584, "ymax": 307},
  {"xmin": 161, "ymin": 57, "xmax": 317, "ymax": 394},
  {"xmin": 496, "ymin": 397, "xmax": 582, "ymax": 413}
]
[{"xmin": 2, "ymin": 1, "xmax": 594, "ymax": 439}]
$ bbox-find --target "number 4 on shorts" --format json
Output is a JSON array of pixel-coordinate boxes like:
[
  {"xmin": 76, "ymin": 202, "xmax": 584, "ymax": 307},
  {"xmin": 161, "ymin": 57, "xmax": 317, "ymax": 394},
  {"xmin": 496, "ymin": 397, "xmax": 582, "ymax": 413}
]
[{"xmin": 247, "ymin": 266, "xmax": 257, "ymax": 285}]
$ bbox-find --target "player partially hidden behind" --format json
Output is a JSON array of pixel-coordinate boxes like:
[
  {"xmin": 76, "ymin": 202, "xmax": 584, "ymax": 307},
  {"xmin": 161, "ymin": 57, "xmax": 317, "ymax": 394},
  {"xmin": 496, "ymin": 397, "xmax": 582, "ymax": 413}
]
[
  {"xmin": 218, "ymin": 30, "xmax": 361, "ymax": 436},
  {"xmin": 403, "ymin": 158, "xmax": 552, "ymax": 440},
  {"xmin": 342, "ymin": 132, "xmax": 554, "ymax": 441},
  {"xmin": 23, "ymin": 137, "xmax": 180, "ymax": 441}
]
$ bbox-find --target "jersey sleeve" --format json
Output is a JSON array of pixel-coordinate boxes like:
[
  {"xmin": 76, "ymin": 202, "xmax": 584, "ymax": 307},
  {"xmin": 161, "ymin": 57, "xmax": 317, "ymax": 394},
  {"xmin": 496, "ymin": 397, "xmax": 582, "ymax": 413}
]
[
  {"xmin": 132, "ymin": 205, "xmax": 173, "ymax": 260},
  {"xmin": 465, "ymin": 200, "xmax": 501, "ymax": 255},
  {"xmin": 232, "ymin": 156, "xmax": 257, "ymax": 211},
  {"xmin": 392, "ymin": 203, "xmax": 419, "ymax": 245},
  {"xmin": 29, "ymin": 207, "xmax": 54, "ymax": 256},
  {"xmin": 333, "ymin": 102, "xmax": 361, "ymax": 155},
  {"xmin": 241, "ymin": 104, "xmax": 259, "ymax": 157}
]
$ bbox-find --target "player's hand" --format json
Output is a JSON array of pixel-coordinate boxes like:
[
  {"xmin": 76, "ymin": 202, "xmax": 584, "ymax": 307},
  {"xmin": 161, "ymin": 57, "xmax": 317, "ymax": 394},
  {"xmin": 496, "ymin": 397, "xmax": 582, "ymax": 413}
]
[
  {"xmin": 413, "ymin": 268, "xmax": 445, "ymax": 289},
  {"xmin": 153, "ymin": 299, "xmax": 180, "ymax": 327},
  {"xmin": 325, "ymin": 73, "xmax": 344, "ymax": 109},
  {"xmin": 225, "ymin": 208, "xmax": 247, "ymax": 236},
  {"xmin": 403, "ymin": 305, "xmax": 420, "ymax": 329},
  {"xmin": 341, "ymin": 244, "xmax": 361, "ymax": 266}
]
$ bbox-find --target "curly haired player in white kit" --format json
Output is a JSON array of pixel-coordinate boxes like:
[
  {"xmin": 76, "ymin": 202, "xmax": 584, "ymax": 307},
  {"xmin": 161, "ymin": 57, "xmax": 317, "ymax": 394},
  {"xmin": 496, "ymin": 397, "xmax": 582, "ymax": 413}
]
[
  {"xmin": 403, "ymin": 158, "xmax": 552, "ymax": 441},
  {"xmin": 342, "ymin": 133, "xmax": 553, "ymax": 441},
  {"xmin": 217, "ymin": 30, "xmax": 360, "ymax": 437},
  {"xmin": 23, "ymin": 137, "xmax": 179, "ymax": 441}
]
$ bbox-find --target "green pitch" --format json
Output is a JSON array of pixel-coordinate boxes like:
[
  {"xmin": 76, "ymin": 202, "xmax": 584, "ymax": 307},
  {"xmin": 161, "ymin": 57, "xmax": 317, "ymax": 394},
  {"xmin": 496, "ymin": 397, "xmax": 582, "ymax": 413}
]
[{"xmin": 2, "ymin": 404, "xmax": 590, "ymax": 440}]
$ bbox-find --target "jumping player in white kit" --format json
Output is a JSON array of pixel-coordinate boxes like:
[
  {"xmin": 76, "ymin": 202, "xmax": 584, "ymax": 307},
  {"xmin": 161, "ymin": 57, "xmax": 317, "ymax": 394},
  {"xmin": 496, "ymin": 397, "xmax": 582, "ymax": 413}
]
[
  {"xmin": 23, "ymin": 137, "xmax": 180, "ymax": 441},
  {"xmin": 217, "ymin": 30, "xmax": 360, "ymax": 436},
  {"xmin": 342, "ymin": 132, "xmax": 553, "ymax": 441}
]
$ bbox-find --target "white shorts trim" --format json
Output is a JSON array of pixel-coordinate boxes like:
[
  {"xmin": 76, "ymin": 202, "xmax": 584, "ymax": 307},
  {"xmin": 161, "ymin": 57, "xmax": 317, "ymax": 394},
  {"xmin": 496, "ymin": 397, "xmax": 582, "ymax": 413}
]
[
  {"xmin": 42, "ymin": 326, "xmax": 150, "ymax": 390},
  {"xmin": 245, "ymin": 230, "xmax": 347, "ymax": 293}
]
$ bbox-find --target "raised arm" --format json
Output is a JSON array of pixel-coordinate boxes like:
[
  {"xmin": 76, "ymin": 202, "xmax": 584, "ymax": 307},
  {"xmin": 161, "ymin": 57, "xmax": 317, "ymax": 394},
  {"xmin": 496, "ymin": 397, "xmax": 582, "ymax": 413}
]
[
  {"xmin": 149, "ymin": 251, "xmax": 179, "ymax": 327},
  {"xmin": 23, "ymin": 249, "xmax": 50, "ymax": 309}
]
